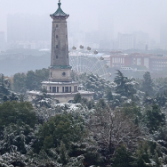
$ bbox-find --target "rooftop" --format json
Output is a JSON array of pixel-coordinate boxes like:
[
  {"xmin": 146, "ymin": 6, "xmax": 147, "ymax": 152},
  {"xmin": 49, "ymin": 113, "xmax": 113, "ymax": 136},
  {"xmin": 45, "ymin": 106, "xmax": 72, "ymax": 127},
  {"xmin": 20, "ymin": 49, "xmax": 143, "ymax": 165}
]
[
  {"xmin": 27, "ymin": 90, "xmax": 94, "ymax": 96},
  {"xmin": 42, "ymin": 81, "xmax": 78, "ymax": 85},
  {"xmin": 50, "ymin": 1, "xmax": 69, "ymax": 19}
]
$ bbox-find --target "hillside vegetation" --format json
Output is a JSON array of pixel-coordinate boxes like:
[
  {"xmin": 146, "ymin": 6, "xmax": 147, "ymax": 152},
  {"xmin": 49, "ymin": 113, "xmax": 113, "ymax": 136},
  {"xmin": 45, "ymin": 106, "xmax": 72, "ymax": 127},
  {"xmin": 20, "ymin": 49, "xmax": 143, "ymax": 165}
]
[{"xmin": 0, "ymin": 70, "xmax": 167, "ymax": 166}]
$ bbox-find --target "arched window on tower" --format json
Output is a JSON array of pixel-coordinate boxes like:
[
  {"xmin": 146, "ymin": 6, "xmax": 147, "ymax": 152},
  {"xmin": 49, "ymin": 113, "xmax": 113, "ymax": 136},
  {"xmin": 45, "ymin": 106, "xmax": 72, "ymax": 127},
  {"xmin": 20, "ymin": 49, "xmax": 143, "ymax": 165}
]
[{"xmin": 62, "ymin": 87, "xmax": 64, "ymax": 93}]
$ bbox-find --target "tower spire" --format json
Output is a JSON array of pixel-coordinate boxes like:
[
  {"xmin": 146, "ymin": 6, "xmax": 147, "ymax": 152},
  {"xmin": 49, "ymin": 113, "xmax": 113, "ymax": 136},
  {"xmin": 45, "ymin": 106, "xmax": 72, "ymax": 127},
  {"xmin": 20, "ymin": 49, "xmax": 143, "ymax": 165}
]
[{"xmin": 58, "ymin": 0, "xmax": 61, "ymax": 8}]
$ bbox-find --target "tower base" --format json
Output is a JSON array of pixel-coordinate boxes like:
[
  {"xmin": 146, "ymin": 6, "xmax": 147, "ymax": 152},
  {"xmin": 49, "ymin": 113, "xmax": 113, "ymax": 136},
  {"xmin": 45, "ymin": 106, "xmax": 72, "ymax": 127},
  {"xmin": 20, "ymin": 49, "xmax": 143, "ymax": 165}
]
[{"xmin": 27, "ymin": 90, "xmax": 94, "ymax": 103}]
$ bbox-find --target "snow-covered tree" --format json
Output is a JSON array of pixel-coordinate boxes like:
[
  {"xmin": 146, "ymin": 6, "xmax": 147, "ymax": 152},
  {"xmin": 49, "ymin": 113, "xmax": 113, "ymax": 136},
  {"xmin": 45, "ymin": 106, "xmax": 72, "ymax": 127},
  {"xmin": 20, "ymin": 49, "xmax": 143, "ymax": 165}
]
[
  {"xmin": 114, "ymin": 70, "xmax": 137, "ymax": 98},
  {"xmin": 142, "ymin": 72, "xmax": 154, "ymax": 96},
  {"xmin": 89, "ymin": 107, "xmax": 142, "ymax": 161}
]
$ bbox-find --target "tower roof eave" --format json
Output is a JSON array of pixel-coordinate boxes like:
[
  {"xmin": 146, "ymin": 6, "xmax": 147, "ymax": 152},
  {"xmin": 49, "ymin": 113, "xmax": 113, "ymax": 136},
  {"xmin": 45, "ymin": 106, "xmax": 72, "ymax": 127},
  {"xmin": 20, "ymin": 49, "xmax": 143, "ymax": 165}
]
[{"xmin": 51, "ymin": 2, "xmax": 69, "ymax": 18}]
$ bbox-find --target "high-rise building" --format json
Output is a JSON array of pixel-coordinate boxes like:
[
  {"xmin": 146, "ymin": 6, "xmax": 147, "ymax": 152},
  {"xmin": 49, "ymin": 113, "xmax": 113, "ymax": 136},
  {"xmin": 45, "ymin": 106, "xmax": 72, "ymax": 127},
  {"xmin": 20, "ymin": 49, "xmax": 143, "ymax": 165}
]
[
  {"xmin": 134, "ymin": 32, "xmax": 149, "ymax": 50},
  {"xmin": 0, "ymin": 32, "xmax": 5, "ymax": 51},
  {"xmin": 7, "ymin": 14, "xmax": 51, "ymax": 42},
  {"xmin": 118, "ymin": 33, "xmax": 135, "ymax": 50},
  {"xmin": 98, "ymin": 16, "xmax": 113, "ymax": 50},
  {"xmin": 7, "ymin": 14, "xmax": 51, "ymax": 49},
  {"xmin": 160, "ymin": 23, "xmax": 167, "ymax": 49}
]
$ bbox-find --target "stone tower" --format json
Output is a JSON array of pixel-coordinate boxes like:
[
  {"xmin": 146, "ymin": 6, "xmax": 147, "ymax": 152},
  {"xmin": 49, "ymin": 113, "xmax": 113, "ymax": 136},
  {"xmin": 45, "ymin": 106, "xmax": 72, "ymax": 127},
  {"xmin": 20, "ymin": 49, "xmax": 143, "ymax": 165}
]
[
  {"xmin": 49, "ymin": 0, "xmax": 72, "ymax": 82},
  {"xmin": 28, "ymin": 0, "xmax": 94, "ymax": 103}
]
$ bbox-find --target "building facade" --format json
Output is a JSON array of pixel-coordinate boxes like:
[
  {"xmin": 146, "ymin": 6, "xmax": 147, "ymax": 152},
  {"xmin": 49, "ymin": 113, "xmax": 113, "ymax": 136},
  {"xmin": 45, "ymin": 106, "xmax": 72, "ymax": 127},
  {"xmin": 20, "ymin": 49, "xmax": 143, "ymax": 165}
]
[{"xmin": 110, "ymin": 52, "xmax": 167, "ymax": 71}]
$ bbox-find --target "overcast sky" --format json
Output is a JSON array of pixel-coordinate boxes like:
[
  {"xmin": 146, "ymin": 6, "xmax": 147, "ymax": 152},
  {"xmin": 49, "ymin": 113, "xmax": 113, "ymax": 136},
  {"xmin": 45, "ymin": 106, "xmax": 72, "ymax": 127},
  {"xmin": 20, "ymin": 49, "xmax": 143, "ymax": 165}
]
[{"xmin": 0, "ymin": 0, "xmax": 167, "ymax": 41}]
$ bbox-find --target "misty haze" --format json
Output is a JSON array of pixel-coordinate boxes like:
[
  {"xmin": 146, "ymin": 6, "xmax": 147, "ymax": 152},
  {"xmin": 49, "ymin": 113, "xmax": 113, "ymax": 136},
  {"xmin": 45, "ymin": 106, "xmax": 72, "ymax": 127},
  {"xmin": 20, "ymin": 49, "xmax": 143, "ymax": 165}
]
[{"xmin": 1, "ymin": 0, "xmax": 167, "ymax": 167}]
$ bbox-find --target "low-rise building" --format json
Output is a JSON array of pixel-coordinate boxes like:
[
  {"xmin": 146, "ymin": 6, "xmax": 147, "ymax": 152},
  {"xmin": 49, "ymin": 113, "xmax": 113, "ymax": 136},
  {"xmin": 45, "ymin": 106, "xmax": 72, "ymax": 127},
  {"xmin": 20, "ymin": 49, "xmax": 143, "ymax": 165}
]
[{"xmin": 110, "ymin": 52, "xmax": 167, "ymax": 71}]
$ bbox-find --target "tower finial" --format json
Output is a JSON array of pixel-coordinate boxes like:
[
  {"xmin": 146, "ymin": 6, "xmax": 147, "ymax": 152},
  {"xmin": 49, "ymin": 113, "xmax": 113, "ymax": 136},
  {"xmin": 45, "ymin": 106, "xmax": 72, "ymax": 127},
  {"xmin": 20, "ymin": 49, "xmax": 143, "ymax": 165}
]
[{"xmin": 58, "ymin": 0, "xmax": 61, "ymax": 8}]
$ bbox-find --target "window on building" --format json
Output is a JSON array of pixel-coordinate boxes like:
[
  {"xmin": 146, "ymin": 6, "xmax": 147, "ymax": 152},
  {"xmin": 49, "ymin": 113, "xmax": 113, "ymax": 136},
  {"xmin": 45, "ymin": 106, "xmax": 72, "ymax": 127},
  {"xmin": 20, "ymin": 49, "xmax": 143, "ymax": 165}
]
[
  {"xmin": 65, "ymin": 87, "xmax": 68, "ymax": 93},
  {"xmin": 50, "ymin": 87, "xmax": 51, "ymax": 92},
  {"xmin": 53, "ymin": 87, "xmax": 56, "ymax": 93},
  {"xmin": 74, "ymin": 86, "xmax": 78, "ymax": 92},
  {"xmin": 56, "ymin": 45, "xmax": 58, "ymax": 48},
  {"xmin": 62, "ymin": 87, "xmax": 64, "ymax": 93},
  {"xmin": 56, "ymin": 24, "xmax": 58, "ymax": 27},
  {"xmin": 57, "ymin": 87, "xmax": 59, "ymax": 93},
  {"xmin": 56, "ymin": 55, "xmax": 58, "ymax": 59},
  {"xmin": 70, "ymin": 87, "xmax": 71, "ymax": 92},
  {"xmin": 56, "ymin": 35, "xmax": 58, "ymax": 38}
]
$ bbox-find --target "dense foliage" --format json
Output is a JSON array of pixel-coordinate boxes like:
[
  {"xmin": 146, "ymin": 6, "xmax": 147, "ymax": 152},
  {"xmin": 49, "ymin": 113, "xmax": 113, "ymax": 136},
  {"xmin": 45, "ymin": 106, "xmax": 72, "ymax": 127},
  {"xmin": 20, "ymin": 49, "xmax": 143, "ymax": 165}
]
[
  {"xmin": 13, "ymin": 68, "xmax": 49, "ymax": 92},
  {"xmin": 33, "ymin": 113, "xmax": 86, "ymax": 153},
  {"xmin": 0, "ymin": 74, "xmax": 11, "ymax": 102},
  {"xmin": 76, "ymin": 73, "xmax": 112, "ymax": 100},
  {"xmin": 0, "ymin": 101, "xmax": 36, "ymax": 129},
  {"xmin": 142, "ymin": 71, "xmax": 154, "ymax": 96},
  {"xmin": 1, "ymin": 70, "xmax": 167, "ymax": 166}
]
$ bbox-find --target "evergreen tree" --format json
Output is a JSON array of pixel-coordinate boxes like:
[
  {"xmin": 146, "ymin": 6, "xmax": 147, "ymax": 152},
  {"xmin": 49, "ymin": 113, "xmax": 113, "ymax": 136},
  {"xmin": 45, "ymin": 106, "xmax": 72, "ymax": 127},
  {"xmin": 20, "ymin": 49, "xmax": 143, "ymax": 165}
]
[
  {"xmin": 135, "ymin": 142, "xmax": 151, "ymax": 167},
  {"xmin": 0, "ymin": 101, "xmax": 37, "ymax": 129},
  {"xmin": 13, "ymin": 68, "xmax": 49, "ymax": 92},
  {"xmin": 142, "ymin": 72, "xmax": 154, "ymax": 96},
  {"xmin": 155, "ymin": 91, "xmax": 167, "ymax": 107},
  {"xmin": 0, "ymin": 124, "xmax": 34, "ymax": 154},
  {"xmin": 25, "ymin": 70, "xmax": 37, "ymax": 90},
  {"xmin": 145, "ymin": 105, "xmax": 165, "ymax": 133},
  {"xmin": 112, "ymin": 145, "xmax": 134, "ymax": 167},
  {"xmin": 114, "ymin": 70, "xmax": 136, "ymax": 98},
  {"xmin": 9, "ymin": 93, "xmax": 18, "ymax": 101},
  {"xmin": 13, "ymin": 73, "xmax": 26, "ymax": 93},
  {"xmin": 87, "ymin": 99, "xmax": 95, "ymax": 109},
  {"xmin": 0, "ymin": 74, "xmax": 10, "ymax": 101},
  {"xmin": 58, "ymin": 142, "xmax": 69, "ymax": 165},
  {"xmin": 114, "ymin": 70, "xmax": 128, "ymax": 96},
  {"xmin": 33, "ymin": 113, "xmax": 87, "ymax": 153},
  {"xmin": 121, "ymin": 103, "xmax": 142, "ymax": 125},
  {"xmin": 74, "ymin": 93, "xmax": 82, "ymax": 103},
  {"xmin": 105, "ymin": 88, "xmax": 113, "ymax": 101},
  {"xmin": 96, "ymin": 98, "xmax": 107, "ymax": 108},
  {"xmin": 0, "ymin": 162, "xmax": 9, "ymax": 167}
]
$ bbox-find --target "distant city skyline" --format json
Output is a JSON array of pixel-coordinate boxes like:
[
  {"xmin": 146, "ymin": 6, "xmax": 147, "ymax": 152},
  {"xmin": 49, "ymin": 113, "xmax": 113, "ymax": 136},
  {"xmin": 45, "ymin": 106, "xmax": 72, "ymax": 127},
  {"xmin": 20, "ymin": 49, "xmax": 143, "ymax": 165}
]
[
  {"xmin": 1, "ymin": 1, "xmax": 167, "ymax": 38},
  {"xmin": 1, "ymin": 0, "xmax": 167, "ymax": 50}
]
